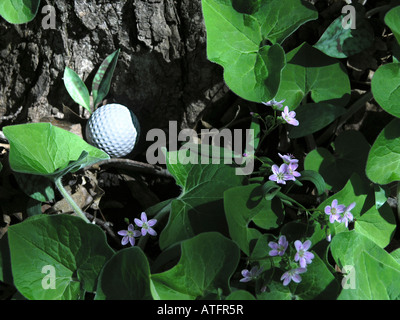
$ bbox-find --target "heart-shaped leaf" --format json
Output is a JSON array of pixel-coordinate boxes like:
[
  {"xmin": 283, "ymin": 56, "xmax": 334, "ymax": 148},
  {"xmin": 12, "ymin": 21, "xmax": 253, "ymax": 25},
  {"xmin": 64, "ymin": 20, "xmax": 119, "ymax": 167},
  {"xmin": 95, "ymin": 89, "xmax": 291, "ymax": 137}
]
[
  {"xmin": 385, "ymin": 6, "xmax": 400, "ymax": 45},
  {"xmin": 0, "ymin": 0, "xmax": 40, "ymax": 24},
  {"xmin": 202, "ymin": 0, "xmax": 317, "ymax": 103},
  {"xmin": 151, "ymin": 232, "xmax": 240, "ymax": 299},
  {"xmin": 3, "ymin": 123, "xmax": 109, "ymax": 178},
  {"xmin": 275, "ymin": 43, "xmax": 351, "ymax": 110},
  {"xmin": 8, "ymin": 214, "xmax": 114, "ymax": 300}
]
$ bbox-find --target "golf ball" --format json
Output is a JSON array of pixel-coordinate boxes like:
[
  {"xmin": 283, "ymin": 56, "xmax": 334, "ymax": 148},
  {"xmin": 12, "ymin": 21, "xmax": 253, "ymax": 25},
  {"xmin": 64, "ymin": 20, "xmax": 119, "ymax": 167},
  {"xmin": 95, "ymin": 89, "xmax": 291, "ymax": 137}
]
[{"xmin": 85, "ymin": 103, "xmax": 140, "ymax": 158}]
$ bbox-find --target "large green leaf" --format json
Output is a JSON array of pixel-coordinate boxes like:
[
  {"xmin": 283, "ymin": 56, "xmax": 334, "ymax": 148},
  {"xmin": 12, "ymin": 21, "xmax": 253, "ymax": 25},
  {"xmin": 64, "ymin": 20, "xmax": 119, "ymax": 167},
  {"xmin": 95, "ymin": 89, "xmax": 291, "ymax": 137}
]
[
  {"xmin": 8, "ymin": 214, "xmax": 114, "ymax": 300},
  {"xmin": 385, "ymin": 6, "xmax": 400, "ymax": 45},
  {"xmin": 275, "ymin": 43, "xmax": 351, "ymax": 110},
  {"xmin": 331, "ymin": 231, "xmax": 400, "ymax": 299},
  {"xmin": 0, "ymin": 0, "xmax": 40, "ymax": 24},
  {"xmin": 366, "ymin": 118, "xmax": 400, "ymax": 184},
  {"xmin": 202, "ymin": 0, "xmax": 317, "ymax": 103},
  {"xmin": 314, "ymin": 8, "xmax": 374, "ymax": 58},
  {"xmin": 95, "ymin": 247, "xmax": 152, "ymax": 300},
  {"xmin": 288, "ymin": 103, "xmax": 346, "ymax": 139},
  {"xmin": 159, "ymin": 149, "xmax": 244, "ymax": 249},
  {"xmin": 3, "ymin": 123, "xmax": 109, "ymax": 178},
  {"xmin": 304, "ymin": 130, "xmax": 370, "ymax": 191},
  {"xmin": 63, "ymin": 67, "xmax": 91, "ymax": 113},
  {"xmin": 92, "ymin": 49, "xmax": 120, "ymax": 110},
  {"xmin": 224, "ymin": 184, "xmax": 284, "ymax": 255},
  {"xmin": 151, "ymin": 232, "xmax": 240, "ymax": 299}
]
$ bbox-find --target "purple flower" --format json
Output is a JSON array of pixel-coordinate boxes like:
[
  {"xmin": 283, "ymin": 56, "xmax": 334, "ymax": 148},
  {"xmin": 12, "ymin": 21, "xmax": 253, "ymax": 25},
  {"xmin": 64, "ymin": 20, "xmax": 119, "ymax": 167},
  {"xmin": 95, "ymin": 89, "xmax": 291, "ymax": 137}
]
[
  {"xmin": 268, "ymin": 235, "xmax": 289, "ymax": 256},
  {"xmin": 134, "ymin": 212, "xmax": 157, "ymax": 236},
  {"xmin": 325, "ymin": 199, "xmax": 345, "ymax": 223},
  {"xmin": 278, "ymin": 153, "xmax": 299, "ymax": 164},
  {"xmin": 262, "ymin": 99, "xmax": 285, "ymax": 109},
  {"xmin": 294, "ymin": 240, "xmax": 314, "ymax": 268},
  {"xmin": 269, "ymin": 163, "xmax": 292, "ymax": 184},
  {"xmin": 118, "ymin": 224, "xmax": 141, "ymax": 246},
  {"xmin": 280, "ymin": 267, "xmax": 307, "ymax": 286},
  {"xmin": 340, "ymin": 202, "xmax": 355, "ymax": 228},
  {"xmin": 240, "ymin": 266, "xmax": 264, "ymax": 282},
  {"xmin": 285, "ymin": 162, "xmax": 301, "ymax": 181},
  {"xmin": 281, "ymin": 106, "xmax": 299, "ymax": 126}
]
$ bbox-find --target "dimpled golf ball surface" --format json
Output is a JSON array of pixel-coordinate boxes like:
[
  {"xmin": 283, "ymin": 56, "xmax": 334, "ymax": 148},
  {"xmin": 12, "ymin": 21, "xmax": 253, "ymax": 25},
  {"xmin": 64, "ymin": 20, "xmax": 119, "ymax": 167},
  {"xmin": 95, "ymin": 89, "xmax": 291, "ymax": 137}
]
[{"xmin": 86, "ymin": 104, "xmax": 139, "ymax": 158}]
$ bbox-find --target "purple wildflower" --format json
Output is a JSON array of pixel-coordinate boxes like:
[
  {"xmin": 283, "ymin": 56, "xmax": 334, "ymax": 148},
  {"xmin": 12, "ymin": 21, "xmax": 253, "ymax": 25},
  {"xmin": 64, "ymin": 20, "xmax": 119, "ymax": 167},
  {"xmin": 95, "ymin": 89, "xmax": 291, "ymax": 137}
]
[
  {"xmin": 294, "ymin": 240, "xmax": 314, "ymax": 268},
  {"xmin": 240, "ymin": 266, "xmax": 264, "ymax": 282},
  {"xmin": 325, "ymin": 199, "xmax": 345, "ymax": 223},
  {"xmin": 134, "ymin": 212, "xmax": 157, "ymax": 236},
  {"xmin": 280, "ymin": 267, "xmax": 307, "ymax": 286},
  {"xmin": 268, "ymin": 235, "xmax": 289, "ymax": 256},
  {"xmin": 340, "ymin": 202, "xmax": 355, "ymax": 228},
  {"xmin": 281, "ymin": 106, "xmax": 299, "ymax": 126},
  {"xmin": 269, "ymin": 163, "xmax": 291, "ymax": 184},
  {"xmin": 118, "ymin": 224, "xmax": 141, "ymax": 246},
  {"xmin": 278, "ymin": 153, "xmax": 299, "ymax": 164},
  {"xmin": 286, "ymin": 162, "xmax": 301, "ymax": 181},
  {"xmin": 262, "ymin": 99, "xmax": 285, "ymax": 109}
]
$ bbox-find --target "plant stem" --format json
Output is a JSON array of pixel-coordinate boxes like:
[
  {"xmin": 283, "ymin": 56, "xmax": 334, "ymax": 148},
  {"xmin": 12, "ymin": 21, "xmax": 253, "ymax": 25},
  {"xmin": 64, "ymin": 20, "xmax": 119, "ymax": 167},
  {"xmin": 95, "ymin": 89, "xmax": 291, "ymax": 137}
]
[
  {"xmin": 54, "ymin": 177, "xmax": 90, "ymax": 223},
  {"xmin": 397, "ymin": 183, "xmax": 400, "ymax": 222}
]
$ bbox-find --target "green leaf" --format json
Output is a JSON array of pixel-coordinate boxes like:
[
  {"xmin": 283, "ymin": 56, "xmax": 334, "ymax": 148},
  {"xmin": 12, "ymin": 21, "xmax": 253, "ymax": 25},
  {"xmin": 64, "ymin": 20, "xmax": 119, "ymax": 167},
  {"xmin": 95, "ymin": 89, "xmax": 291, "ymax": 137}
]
[
  {"xmin": 224, "ymin": 184, "xmax": 283, "ymax": 255},
  {"xmin": 202, "ymin": 0, "xmax": 317, "ymax": 103},
  {"xmin": 3, "ymin": 123, "xmax": 109, "ymax": 178},
  {"xmin": 226, "ymin": 290, "xmax": 256, "ymax": 300},
  {"xmin": 151, "ymin": 232, "xmax": 240, "ymax": 299},
  {"xmin": 13, "ymin": 172, "xmax": 55, "ymax": 202},
  {"xmin": 274, "ymin": 42, "xmax": 351, "ymax": 110},
  {"xmin": 95, "ymin": 247, "xmax": 152, "ymax": 300},
  {"xmin": 314, "ymin": 8, "xmax": 374, "ymax": 58},
  {"xmin": 288, "ymin": 103, "xmax": 346, "ymax": 139},
  {"xmin": 304, "ymin": 130, "xmax": 370, "ymax": 191},
  {"xmin": 8, "ymin": 214, "xmax": 114, "ymax": 300},
  {"xmin": 317, "ymin": 173, "xmax": 396, "ymax": 248},
  {"xmin": 92, "ymin": 49, "xmax": 120, "ymax": 110},
  {"xmin": 366, "ymin": 118, "xmax": 400, "ymax": 184},
  {"xmin": 371, "ymin": 63, "xmax": 400, "ymax": 119},
  {"xmin": 63, "ymin": 67, "xmax": 91, "ymax": 113},
  {"xmin": 159, "ymin": 149, "xmax": 244, "ymax": 249},
  {"xmin": 331, "ymin": 231, "xmax": 400, "ymax": 299},
  {"xmin": 297, "ymin": 170, "xmax": 326, "ymax": 196},
  {"xmin": 385, "ymin": 6, "xmax": 400, "ymax": 45},
  {"xmin": 0, "ymin": 0, "xmax": 40, "ymax": 24}
]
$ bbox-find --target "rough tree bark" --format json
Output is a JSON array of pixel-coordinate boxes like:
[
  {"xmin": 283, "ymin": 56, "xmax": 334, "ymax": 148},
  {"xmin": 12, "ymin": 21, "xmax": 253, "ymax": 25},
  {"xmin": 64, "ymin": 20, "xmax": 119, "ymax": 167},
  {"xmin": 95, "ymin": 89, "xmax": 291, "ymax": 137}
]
[{"xmin": 0, "ymin": 0, "xmax": 230, "ymax": 153}]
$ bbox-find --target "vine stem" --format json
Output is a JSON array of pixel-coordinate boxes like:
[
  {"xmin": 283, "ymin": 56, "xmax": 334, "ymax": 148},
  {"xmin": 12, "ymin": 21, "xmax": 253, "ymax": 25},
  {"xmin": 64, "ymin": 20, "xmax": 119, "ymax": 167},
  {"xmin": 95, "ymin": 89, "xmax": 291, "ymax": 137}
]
[
  {"xmin": 397, "ymin": 183, "xmax": 400, "ymax": 222},
  {"xmin": 54, "ymin": 177, "xmax": 90, "ymax": 223}
]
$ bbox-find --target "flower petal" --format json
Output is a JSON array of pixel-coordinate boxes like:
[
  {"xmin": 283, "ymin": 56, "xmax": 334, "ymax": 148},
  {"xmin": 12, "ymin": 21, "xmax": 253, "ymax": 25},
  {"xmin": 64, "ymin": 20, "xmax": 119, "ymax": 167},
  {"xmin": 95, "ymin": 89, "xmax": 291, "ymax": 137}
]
[
  {"xmin": 294, "ymin": 240, "xmax": 303, "ymax": 251},
  {"xmin": 134, "ymin": 218, "xmax": 143, "ymax": 227},
  {"xmin": 141, "ymin": 212, "xmax": 148, "ymax": 222}
]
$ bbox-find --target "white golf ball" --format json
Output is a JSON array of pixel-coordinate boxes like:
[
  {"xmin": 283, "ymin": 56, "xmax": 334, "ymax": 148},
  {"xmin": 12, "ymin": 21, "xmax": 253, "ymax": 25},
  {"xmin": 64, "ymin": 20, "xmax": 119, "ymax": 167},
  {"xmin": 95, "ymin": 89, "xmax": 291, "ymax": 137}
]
[{"xmin": 85, "ymin": 103, "xmax": 140, "ymax": 158}]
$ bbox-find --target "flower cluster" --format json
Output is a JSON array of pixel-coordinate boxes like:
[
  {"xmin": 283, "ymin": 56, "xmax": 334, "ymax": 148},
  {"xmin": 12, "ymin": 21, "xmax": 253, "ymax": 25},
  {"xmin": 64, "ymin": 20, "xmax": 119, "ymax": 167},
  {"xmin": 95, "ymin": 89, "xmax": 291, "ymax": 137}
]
[
  {"xmin": 325, "ymin": 199, "xmax": 355, "ymax": 229},
  {"xmin": 262, "ymin": 99, "xmax": 299, "ymax": 126},
  {"xmin": 262, "ymin": 98, "xmax": 285, "ymax": 109},
  {"xmin": 269, "ymin": 153, "xmax": 301, "ymax": 185},
  {"xmin": 268, "ymin": 236, "xmax": 314, "ymax": 286},
  {"xmin": 118, "ymin": 212, "xmax": 157, "ymax": 247}
]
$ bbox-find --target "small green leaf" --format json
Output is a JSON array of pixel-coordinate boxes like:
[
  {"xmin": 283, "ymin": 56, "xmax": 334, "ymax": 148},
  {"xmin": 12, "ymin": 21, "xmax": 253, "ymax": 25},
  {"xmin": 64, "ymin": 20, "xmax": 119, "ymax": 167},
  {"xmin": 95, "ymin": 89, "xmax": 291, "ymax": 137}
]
[
  {"xmin": 366, "ymin": 118, "xmax": 400, "ymax": 184},
  {"xmin": 3, "ymin": 123, "xmax": 109, "ymax": 178},
  {"xmin": 92, "ymin": 49, "xmax": 120, "ymax": 109},
  {"xmin": 151, "ymin": 232, "xmax": 240, "ymax": 299},
  {"xmin": 385, "ymin": 6, "xmax": 400, "ymax": 45},
  {"xmin": 63, "ymin": 67, "xmax": 91, "ymax": 113},
  {"xmin": 0, "ymin": 0, "xmax": 40, "ymax": 24},
  {"xmin": 8, "ymin": 214, "xmax": 114, "ymax": 300},
  {"xmin": 95, "ymin": 247, "xmax": 152, "ymax": 300},
  {"xmin": 371, "ymin": 63, "xmax": 400, "ymax": 119}
]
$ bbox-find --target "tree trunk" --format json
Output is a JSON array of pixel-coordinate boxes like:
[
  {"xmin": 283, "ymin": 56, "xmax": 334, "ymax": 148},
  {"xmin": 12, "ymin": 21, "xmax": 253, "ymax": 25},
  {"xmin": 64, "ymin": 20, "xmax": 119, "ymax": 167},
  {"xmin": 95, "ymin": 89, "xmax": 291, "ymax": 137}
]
[{"xmin": 0, "ymin": 0, "xmax": 229, "ymax": 151}]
